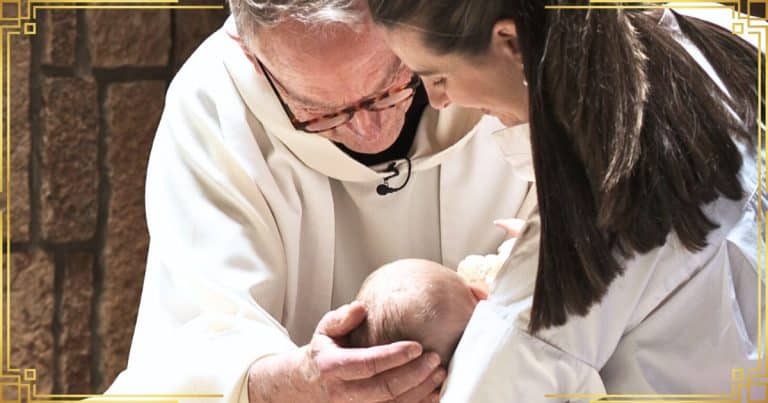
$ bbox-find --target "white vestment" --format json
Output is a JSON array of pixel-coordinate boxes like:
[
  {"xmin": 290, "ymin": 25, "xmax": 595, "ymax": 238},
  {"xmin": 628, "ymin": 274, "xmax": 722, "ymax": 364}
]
[{"xmin": 105, "ymin": 16, "xmax": 538, "ymax": 403}]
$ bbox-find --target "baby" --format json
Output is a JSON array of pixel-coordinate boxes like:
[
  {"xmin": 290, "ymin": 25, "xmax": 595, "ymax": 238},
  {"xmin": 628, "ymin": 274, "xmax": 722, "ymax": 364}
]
[
  {"xmin": 347, "ymin": 219, "xmax": 524, "ymax": 364},
  {"xmin": 348, "ymin": 259, "xmax": 488, "ymax": 365}
]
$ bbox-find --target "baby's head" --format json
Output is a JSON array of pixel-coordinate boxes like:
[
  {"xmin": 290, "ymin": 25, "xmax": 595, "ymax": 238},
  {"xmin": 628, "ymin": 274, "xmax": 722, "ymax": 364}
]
[{"xmin": 348, "ymin": 259, "xmax": 487, "ymax": 365}]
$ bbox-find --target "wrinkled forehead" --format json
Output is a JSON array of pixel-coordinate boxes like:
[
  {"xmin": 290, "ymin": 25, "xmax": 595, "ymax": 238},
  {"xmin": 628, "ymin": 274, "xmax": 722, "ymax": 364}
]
[{"xmin": 254, "ymin": 18, "xmax": 403, "ymax": 107}]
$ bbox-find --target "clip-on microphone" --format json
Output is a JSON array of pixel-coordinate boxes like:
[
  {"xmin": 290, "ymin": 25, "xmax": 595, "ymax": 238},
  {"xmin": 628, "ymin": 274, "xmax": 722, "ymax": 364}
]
[{"xmin": 376, "ymin": 157, "xmax": 412, "ymax": 196}]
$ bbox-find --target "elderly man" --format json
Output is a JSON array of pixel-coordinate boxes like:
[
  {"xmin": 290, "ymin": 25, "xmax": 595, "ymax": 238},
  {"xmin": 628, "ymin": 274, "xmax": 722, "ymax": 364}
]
[{"xmin": 106, "ymin": 1, "xmax": 537, "ymax": 402}]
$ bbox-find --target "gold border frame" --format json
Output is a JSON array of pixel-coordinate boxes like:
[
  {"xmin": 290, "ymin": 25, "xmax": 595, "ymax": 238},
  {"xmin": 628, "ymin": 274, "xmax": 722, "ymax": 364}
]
[
  {"xmin": 0, "ymin": 0, "xmax": 765, "ymax": 402},
  {"xmin": 2, "ymin": 1, "xmax": 226, "ymax": 401},
  {"xmin": 542, "ymin": 2, "xmax": 768, "ymax": 402}
]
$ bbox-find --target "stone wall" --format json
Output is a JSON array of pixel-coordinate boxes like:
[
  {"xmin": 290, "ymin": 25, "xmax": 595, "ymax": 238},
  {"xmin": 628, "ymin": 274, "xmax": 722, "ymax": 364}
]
[{"xmin": 8, "ymin": 6, "xmax": 229, "ymax": 393}]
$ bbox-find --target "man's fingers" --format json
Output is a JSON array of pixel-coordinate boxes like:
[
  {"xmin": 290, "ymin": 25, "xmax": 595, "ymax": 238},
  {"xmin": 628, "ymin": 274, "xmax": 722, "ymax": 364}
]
[
  {"xmin": 321, "ymin": 341, "xmax": 423, "ymax": 380},
  {"xmin": 418, "ymin": 390, "xmax": 441, "ymax": 403},
  {"xmin": 494, "ymin": 218, "xmax": 526, "ymax": 237},
  {"xmin": 316, "ymin": 302, "xmax": 367, "ymax": 338},
  {"xmin": 344, "ymin": 353, "xmax": 443, "ymax": 402},
  {"xmin": 392, "ymin": 367, "xmax": 445, "ymax": 403}
]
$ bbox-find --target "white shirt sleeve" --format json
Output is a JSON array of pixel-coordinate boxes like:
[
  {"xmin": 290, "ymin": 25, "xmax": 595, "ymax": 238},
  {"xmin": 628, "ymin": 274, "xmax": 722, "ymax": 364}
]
[
  {"xmin": 445, "ymin": 171, "xmax": 759, "ymax": 402},
  {"xmin": 442, "ymin": 301, "xmax": 605, "ymax": 403}
]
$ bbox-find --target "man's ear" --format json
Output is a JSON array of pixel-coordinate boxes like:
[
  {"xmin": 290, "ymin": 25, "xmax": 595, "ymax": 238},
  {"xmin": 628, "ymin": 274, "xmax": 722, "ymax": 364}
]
[
  {"xmin": 468, "ymin": 281, "xmax": 489, "ymax": 301},
  {"xmin": 491, "ymin": 19, "xmax": 522, "ymax": 60}
]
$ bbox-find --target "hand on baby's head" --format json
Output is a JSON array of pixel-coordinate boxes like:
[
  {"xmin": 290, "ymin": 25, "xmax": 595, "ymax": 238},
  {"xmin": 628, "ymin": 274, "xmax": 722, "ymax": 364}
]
[{"xmin": 348, "ymin": 259, "xmax": 485, "ymax": 365}]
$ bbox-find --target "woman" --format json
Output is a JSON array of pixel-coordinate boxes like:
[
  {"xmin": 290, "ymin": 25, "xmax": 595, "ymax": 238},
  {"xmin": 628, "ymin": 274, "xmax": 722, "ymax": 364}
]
[{"xmin": 366, "ymin": 0, "xmax": 763, "ymax": 401}]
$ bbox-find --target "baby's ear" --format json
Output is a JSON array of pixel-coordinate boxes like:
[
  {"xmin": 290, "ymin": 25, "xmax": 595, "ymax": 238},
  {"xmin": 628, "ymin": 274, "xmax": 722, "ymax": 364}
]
[{"xmin": 468, "ymin": 281, "xmax": 489, "ymax": 301}]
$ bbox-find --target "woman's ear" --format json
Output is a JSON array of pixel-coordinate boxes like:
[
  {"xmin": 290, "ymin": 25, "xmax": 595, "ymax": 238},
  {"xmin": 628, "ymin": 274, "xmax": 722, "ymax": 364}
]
[{"xmin": 491, "ymin": 19, "xmax": 522, "ymax": 60}]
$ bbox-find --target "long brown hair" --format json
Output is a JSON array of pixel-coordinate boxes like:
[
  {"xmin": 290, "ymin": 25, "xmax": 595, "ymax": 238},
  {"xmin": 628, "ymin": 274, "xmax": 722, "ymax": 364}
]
[{"xmin": 367, "ymin": 0, "xmax": 761, "ymax": 332}]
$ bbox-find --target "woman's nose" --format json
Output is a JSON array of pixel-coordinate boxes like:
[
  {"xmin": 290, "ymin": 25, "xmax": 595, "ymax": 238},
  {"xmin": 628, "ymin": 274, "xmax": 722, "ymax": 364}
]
[{"xmin": 424, "ymin": 84, "xmax": 451, "ymax": 110}]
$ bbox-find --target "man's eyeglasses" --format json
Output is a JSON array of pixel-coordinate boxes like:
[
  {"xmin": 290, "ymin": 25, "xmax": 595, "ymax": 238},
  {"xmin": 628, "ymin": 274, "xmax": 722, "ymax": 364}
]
[{"xmin": 255, "ymin": 58, "xmax": 422, "ymax": 133}]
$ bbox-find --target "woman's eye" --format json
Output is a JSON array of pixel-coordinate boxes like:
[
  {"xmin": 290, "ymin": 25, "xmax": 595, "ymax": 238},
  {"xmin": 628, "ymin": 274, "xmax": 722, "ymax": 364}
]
[{"xmin": 432, "ymin": 77, "xmax": 447, "ymax": 87}]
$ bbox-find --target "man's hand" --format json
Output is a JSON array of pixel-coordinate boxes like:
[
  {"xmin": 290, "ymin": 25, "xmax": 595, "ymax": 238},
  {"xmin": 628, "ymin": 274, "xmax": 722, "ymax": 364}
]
[{"xmin": 248, "ymin": 302, "xmax": 445, "ymax": 403}]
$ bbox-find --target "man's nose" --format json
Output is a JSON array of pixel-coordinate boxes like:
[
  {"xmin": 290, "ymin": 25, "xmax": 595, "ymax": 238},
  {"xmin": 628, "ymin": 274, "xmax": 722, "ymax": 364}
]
[
  {"xmin": 347, "ymin": 109, "xmax": 381, "ymax": 134},
  {"xmin": 424, "ymin": 83, "xmax": 451, "ymax": 110}
]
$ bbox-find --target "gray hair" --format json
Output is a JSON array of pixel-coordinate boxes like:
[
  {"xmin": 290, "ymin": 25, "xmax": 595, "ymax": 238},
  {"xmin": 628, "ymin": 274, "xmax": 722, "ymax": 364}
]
[{"xmin": 229, "ymin": 0, "xmax": 364, "ymax": 40}]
